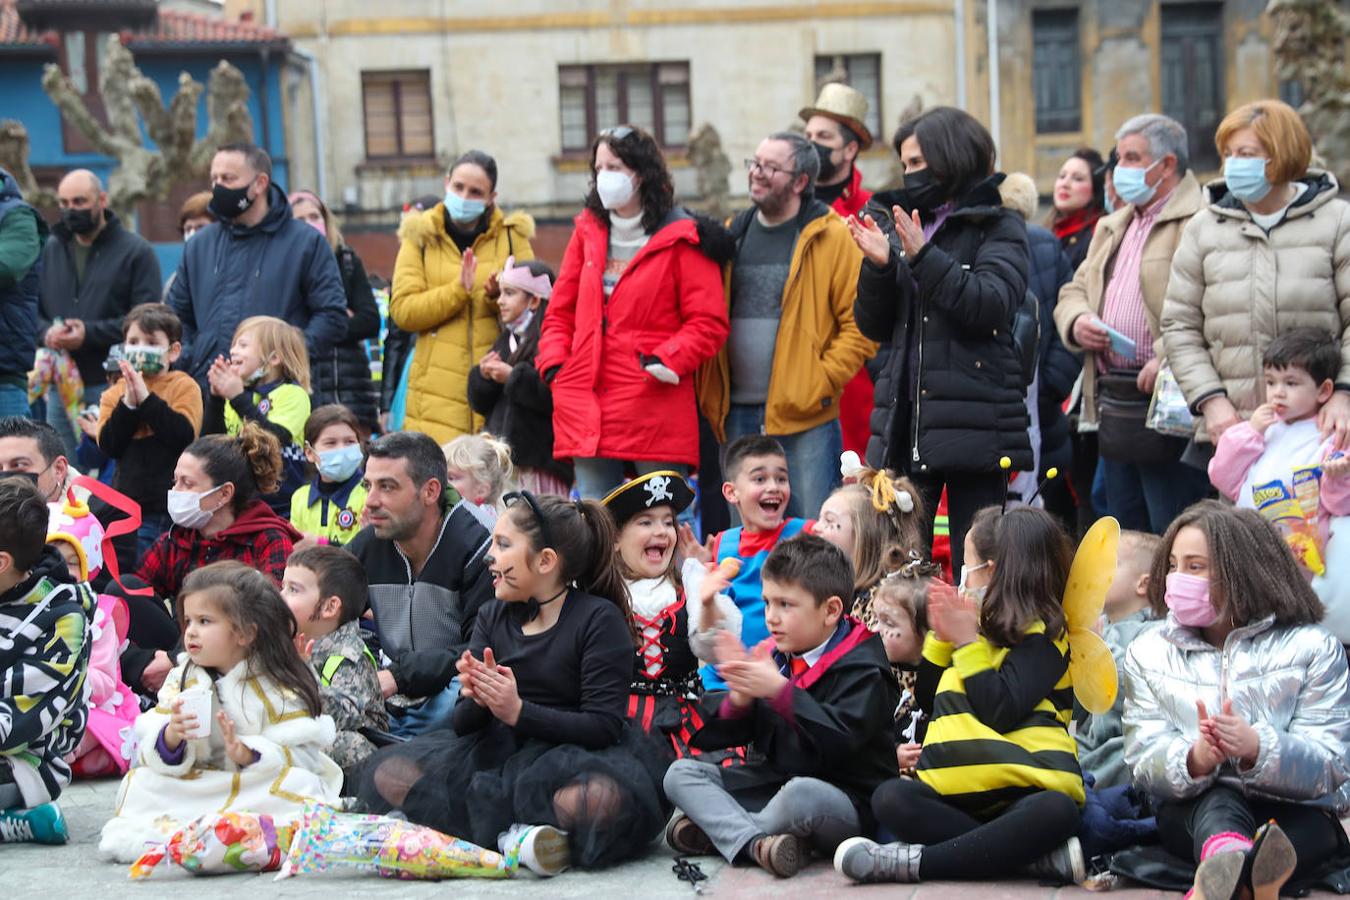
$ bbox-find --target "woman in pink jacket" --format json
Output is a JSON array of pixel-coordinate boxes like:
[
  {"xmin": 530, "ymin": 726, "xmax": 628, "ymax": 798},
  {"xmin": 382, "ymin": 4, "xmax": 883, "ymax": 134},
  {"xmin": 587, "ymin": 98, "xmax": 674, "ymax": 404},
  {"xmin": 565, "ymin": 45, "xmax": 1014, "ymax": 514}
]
[{"xmin": 536, "ymin": 126, "xmax": 728, "ymax": 498}]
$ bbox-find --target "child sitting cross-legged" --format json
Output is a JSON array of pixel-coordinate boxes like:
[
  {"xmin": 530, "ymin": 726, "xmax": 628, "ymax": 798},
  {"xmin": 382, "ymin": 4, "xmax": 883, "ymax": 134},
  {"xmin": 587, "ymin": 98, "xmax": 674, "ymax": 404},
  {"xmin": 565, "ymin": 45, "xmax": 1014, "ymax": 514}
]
[
  {"xmin": 282, "ymin": 545, "xmax": 388, "ymax": 787},
  {"xmin": 99, "ymin": 561, "xmax": 342, "ymax": 861},
  {"xmin": 0, "ymin": 477, "xmax": 94, "ymax": 845},
  {"xmin": 836, "ymin": 506, "xmax": 1086, "ymax": 885},
  {"xmin": 1120, "ymin": 501, "xmax": 1350, "ymax": 899},
  {"xmin": 663, "ymin": 534, "xmax": 899, "ymax": 878},
  {"xmin": 1076, "ymin": 529, "xmax": 1159, "ymax": 789}
]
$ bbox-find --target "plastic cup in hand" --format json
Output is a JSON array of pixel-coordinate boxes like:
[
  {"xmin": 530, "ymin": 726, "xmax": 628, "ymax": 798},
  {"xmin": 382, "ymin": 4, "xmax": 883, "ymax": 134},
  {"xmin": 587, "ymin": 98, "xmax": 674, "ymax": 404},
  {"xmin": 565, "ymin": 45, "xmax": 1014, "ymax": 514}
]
[{"xmin": 177, "ymin": 687, "xmax": 213, "ymax": 739}]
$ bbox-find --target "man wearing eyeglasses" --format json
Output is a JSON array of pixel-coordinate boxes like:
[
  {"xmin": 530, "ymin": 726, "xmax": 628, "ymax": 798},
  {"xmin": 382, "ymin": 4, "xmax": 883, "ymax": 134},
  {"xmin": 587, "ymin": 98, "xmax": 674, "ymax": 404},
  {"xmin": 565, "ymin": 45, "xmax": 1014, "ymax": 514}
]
[
  {"xmin": 347, "ymin": 430, "xmax": 495, "ymax": 737},
  {"xmin": 697, "ymin": 133, "xmax": 876, "ymax": 519}
]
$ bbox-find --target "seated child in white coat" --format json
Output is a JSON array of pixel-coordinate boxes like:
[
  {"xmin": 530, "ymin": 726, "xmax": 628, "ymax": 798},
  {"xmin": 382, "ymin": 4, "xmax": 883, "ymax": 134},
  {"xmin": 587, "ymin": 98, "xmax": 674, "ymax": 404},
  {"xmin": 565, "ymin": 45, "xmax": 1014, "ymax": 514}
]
[
  {"xmin": 1207, "ymin": 328, "xmax": 1350, "ymax": 640},
  {"xmin": 99, "ymin": 561, "xmax": 342, "ymax": 861}
]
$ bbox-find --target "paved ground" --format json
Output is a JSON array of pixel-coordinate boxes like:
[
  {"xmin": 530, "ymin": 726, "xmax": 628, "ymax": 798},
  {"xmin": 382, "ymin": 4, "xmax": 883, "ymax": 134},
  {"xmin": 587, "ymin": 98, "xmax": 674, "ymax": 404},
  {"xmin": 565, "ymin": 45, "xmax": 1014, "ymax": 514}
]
[{"xmin": 0, "ymin": 779, "xmax": 1325, "ymax": 897}]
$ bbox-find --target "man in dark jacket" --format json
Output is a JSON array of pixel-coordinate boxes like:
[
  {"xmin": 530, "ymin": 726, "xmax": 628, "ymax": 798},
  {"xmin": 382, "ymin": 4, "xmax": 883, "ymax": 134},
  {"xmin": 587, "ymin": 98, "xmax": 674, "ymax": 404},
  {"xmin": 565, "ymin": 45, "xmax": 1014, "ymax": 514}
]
[
  {"xmin": 39, "ymin": 169, "xmax": 161, "ymax": 455},
  {"xmin": 167, "ymin": 143, "xmax": 347, "ymax": 381},
  {"xmin": 346, "ymin": 431, "xmax": 494, "ymax": 737},
  {"xmin": 0, "ymin": 169, "xmax": 45, "ymax": 417}
]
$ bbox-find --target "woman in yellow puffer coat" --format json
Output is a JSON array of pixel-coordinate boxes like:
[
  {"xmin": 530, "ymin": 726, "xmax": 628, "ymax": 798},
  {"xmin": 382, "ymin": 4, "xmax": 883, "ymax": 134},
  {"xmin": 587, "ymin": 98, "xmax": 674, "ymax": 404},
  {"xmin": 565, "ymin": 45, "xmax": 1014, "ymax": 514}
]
[{"xmin": 391, "ymin": 150, "xmax": 535, "ymax": 443}]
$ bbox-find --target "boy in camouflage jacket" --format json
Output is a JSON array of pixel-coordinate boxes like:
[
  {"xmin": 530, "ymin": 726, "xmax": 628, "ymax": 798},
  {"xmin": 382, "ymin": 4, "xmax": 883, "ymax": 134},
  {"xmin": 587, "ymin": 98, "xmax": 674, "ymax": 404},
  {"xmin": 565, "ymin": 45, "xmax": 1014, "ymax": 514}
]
[{"xmin": 283, "ymin": 545, "xmax": 387, "ymax": 785}]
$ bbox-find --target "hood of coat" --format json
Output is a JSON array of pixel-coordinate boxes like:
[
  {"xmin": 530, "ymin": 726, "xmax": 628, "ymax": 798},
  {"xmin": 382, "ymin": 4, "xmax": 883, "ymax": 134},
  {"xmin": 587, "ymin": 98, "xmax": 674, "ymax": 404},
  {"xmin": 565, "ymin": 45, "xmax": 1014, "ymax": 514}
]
[
  {"xmin": 397, "ymin": 203, "xmax": 536, "ymax": 251},
  {"xmin": 169, "ymin": 498, "xmax": 302, "ymax": 549},
  {"xmin": 0, "ymin": 543, "xmax": 77, "ymax": 613},
  {"xmin": 726, "ymin": 195, "xmax": 834, "ymax": 243},
  {"xmin": 1204, "ymin": 169, "xmax": 1341, "ymax": 222}
]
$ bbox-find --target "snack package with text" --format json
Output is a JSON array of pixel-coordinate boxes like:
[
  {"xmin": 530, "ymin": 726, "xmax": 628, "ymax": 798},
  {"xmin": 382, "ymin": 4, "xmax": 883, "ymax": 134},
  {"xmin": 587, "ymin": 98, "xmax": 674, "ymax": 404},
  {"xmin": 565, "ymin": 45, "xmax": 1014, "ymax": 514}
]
[
  {"xmin": 129, "ymin": 812, "xmax": 293, "ymax": 879},
  {"xmin": 1253, "ymin": 476, "xmax": 1325, "ymax": 576}
]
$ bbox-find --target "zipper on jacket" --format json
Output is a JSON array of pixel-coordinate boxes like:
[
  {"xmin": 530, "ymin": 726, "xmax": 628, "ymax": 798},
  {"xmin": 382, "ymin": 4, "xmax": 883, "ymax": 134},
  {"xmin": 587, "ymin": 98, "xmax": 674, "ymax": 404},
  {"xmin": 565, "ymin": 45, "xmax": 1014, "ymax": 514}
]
[
  {"xmin": 762, "ymin": 226, "xmax": 809, "ymax": 429},
  {"xmin": 911, "ymin": 304, "xmax": 925, "ymax": 465},
  {"xmin": 393, "ymin": 512, "xmax": 456, "ymax": 651}
]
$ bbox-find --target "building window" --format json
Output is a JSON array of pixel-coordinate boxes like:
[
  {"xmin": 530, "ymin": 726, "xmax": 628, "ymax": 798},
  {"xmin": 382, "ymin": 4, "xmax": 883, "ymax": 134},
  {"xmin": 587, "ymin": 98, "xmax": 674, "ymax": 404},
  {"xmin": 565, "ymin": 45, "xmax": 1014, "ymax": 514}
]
[
  {"xmin": 558, "ymin": 63, "xmax": 691, "ymax": 151},
  {"xmin": 1161, "ymin": 3, "xmax": 1225, "ymax": 171},
  {"xmin": 1032, "ymin": 9, "xmax": 1081, "ymax": 133},
  {"xmin": 812, "ymin": 54, "xmax": 882, "ymax": 141},
  {"xmin": 361, "ymin": 71, "xmax": 434, "ymax": 160}
]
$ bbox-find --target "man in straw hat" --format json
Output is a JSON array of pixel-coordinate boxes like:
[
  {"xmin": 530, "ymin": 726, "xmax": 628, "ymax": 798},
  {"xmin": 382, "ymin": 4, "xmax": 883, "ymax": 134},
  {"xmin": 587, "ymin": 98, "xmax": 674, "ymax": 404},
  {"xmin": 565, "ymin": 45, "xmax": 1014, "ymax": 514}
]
[
  {"xmin": 801, "ymin": 82, "xmax": 873, "ymax": 219},
  {"xmin": 801, "ymin": 83, "xmax": 877, "ymax": 460}
]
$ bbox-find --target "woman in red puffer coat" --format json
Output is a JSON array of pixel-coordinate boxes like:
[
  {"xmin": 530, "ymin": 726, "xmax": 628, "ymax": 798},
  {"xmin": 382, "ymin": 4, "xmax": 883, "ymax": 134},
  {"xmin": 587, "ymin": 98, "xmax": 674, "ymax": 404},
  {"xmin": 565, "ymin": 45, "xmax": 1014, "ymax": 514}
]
[{"xmin": 536, "ymin": 125, "xmax": 728, "ymax": 498}]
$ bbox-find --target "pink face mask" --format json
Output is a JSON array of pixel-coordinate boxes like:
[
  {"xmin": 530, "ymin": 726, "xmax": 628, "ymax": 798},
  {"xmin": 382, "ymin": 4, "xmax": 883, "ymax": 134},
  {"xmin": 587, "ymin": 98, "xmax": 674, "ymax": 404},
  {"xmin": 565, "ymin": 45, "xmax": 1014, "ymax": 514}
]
[
  {"xmin": 302, "ymin": 216, "xmax": 327, "ymax": 238},
  {"xmin": 1164, "ymin": 572, "xmax": 1218, "ymax": 628}
]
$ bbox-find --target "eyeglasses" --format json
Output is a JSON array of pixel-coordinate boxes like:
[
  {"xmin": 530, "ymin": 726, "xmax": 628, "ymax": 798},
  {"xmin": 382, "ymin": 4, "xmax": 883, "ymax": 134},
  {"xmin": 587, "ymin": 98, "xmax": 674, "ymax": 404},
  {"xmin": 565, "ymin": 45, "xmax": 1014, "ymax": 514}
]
[
  {"xmin": 744, "ymin": 158, "xmax": 797, "ymax": 179},
  {"xmin": 502, "ymin": 490, "xmax": 553, "ymax": 549},
  {"xmin": 600, "ymin": 126, "xmax": 635, "ymax": 141}
]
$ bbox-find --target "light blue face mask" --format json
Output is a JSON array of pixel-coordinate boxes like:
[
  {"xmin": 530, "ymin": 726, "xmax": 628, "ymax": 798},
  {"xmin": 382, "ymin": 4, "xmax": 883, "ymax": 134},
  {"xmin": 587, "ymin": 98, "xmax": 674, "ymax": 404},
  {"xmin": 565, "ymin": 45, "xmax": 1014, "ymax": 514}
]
[
  {"xmin": 444, "ymin": 190, "xmax": 486, "ymax": 224},
  {"xmin": 316, "ymin": 443, "xmax": 364, "ymax": 482},
  {"xmin": 1224, "ymin": 156, "xmax": 1272, "ymax": 204},
  {"xmin": 1113, "ymin": 158, "xmax": 1163, "ymax": 207}
]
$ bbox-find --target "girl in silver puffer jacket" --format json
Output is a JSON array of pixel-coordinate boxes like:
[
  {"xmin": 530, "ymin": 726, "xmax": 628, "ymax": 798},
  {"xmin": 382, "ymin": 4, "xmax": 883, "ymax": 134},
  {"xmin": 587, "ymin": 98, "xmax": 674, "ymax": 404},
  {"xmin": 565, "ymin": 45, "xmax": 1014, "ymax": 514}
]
[{"xmin": 1123, "ymin": 501, "xmax": 1350, "ymax": 898}]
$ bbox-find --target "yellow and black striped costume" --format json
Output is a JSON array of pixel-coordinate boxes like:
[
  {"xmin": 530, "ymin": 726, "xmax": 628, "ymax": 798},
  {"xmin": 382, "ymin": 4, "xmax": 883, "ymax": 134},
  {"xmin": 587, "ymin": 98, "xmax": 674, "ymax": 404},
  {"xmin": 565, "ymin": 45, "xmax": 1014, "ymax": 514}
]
[{"xmin": 915, "ymin": 621, "xmax": 1084, "ymax": 818}]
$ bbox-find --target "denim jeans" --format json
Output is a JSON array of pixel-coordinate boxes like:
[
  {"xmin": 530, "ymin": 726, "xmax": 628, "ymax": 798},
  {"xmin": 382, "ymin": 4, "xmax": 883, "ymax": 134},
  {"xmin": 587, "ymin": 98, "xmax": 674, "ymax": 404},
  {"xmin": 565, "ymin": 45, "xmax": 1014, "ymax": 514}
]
[
  {"xmin": 1098, "ymin": 456, "xmax": 1211, "ymax": 535},
  {"xmin": 46, "ymin": 382, "xmax": 105, "ymax": 461},
  {"xmin": 723, "ymin": 404, "xmax": 842, "ymax": 520},
  {"xmin": 572, "ymin": 458, "xmax": 686, "ymax": 500},
  {"xmin": 663, "ymin": 759, "xmax": 860, "ymax": 862},
  {"xmin": 0, "ymin": 383, "xmax": 31, "ymax": 418},
  {"xmin": 137, "ymin": 512, "xmax": 172, "ymax": 562},
  {"xmin": 387, "ymin": 678, "xmax": 461, "ymax": 738}
]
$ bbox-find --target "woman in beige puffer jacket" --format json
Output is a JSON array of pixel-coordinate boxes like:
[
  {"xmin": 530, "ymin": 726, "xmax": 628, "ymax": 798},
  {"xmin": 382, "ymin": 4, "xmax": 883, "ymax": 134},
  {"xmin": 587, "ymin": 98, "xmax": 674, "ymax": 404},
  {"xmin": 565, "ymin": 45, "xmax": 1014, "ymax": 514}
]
[{"xmin": 1161, "ymin": 99, "xmax": 1350, "ymax": 446}]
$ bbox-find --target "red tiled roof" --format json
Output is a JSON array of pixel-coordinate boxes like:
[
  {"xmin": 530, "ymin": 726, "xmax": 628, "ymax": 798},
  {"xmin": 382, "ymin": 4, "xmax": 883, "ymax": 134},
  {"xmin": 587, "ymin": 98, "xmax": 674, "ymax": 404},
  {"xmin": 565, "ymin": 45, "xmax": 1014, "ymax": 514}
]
[{"xmin": 0, "ymin": 0, "xmax": 287, "ymax": 51}]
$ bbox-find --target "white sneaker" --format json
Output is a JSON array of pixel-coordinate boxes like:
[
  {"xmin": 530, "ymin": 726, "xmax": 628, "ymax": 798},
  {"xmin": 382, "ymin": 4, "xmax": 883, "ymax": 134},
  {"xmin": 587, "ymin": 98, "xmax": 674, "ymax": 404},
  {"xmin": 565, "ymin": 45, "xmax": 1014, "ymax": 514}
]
[{"xmin": 499, "ymin": 823, "xmax": 571, "ymax": 877}]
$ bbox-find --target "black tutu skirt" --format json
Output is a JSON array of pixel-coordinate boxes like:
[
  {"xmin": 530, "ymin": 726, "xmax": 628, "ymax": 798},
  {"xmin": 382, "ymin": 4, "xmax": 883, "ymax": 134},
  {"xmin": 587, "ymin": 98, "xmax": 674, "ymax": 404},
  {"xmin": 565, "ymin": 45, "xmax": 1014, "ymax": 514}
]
[{"xmin": 359, "ymin": 721, "xmax": 667, "ymax": 869}]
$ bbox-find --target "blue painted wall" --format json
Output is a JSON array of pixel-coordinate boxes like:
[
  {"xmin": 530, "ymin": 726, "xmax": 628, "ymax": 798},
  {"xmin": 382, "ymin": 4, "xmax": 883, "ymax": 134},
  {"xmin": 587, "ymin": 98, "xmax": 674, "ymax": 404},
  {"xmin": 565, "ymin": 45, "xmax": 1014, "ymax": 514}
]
[{"xmin": 0, "ymin": 48, "xmax": 291, "ymax": 278}]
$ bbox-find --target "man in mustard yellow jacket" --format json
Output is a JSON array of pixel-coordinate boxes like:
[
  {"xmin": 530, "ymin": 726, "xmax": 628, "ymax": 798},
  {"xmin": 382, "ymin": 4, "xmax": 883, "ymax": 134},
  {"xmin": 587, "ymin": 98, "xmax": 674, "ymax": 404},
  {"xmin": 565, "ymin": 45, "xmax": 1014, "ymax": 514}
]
[{"xmin": 697, "ymin": 132, "xmax": 876, "ymax": 519}]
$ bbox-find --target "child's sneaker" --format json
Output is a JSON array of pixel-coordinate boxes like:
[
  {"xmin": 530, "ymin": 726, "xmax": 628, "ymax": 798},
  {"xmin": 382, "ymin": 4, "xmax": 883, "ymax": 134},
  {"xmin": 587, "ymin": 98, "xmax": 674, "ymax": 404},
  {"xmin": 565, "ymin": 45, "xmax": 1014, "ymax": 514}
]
[
  {"xmin": 834, "ymin": 836, "xmax": 922, "ymax": 883},
  {"xmin": 1025, "ymin": 835, "xmax": 1086, "ymax": 885},
  {"xmin": 499, "ymin": 823, "xmax": 570, "ymax": 877},
  {"xmin": 0, "ymin": 802, "xmax": 69, "ymax": 844}
]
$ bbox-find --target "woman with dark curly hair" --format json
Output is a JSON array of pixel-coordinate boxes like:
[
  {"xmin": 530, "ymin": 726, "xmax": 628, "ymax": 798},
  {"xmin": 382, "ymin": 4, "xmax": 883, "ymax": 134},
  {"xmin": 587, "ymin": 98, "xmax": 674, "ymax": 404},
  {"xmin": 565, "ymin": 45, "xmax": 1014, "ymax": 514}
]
[
  {"xmin": 1048, "ymin": 147, "xmax": 1106, "ymax": 271},
  {"xmin": 536, "ymin": 126, "xmax": 729, "ymax": 498}
]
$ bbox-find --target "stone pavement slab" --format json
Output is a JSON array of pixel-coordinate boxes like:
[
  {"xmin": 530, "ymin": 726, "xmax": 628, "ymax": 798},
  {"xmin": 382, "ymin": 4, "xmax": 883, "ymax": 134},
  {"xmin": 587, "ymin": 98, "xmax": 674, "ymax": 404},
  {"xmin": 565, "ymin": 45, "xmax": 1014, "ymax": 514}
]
[{"xmin": 2, "ymin": 780, "xmax": 1339, "ymax": 897}]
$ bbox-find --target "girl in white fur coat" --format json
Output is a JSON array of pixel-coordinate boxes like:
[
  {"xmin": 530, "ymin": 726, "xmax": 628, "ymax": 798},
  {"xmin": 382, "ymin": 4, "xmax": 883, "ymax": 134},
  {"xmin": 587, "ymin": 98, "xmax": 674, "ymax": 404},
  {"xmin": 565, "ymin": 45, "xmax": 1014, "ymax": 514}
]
[{"xmin": 100, "ymin": 562, "xmax": 342, "ymax": 862}]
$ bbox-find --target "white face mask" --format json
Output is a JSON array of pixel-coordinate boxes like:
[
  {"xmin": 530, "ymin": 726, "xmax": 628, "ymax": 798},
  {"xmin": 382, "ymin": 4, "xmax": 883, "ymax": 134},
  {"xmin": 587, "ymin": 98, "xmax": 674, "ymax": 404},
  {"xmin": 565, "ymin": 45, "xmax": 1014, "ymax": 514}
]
[
  {"xmin": 167, "ymin": 484, "xmax": 224, "ymax": 531},
  {"xmin": 596, "ymin": 170, "xmax": 636, "ymax": 210},
  {"xmin": 958, "ymin": 561, "xmax": 991, "ymax": 605}
]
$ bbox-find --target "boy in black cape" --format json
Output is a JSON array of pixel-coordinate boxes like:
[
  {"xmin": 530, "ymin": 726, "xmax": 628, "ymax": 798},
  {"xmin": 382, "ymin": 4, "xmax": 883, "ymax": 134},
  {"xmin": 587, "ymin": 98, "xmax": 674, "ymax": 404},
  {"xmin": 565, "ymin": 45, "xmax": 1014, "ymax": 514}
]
[{"xmin": 662, "ymin": 534, "xmax": 899, "ymax": 877}]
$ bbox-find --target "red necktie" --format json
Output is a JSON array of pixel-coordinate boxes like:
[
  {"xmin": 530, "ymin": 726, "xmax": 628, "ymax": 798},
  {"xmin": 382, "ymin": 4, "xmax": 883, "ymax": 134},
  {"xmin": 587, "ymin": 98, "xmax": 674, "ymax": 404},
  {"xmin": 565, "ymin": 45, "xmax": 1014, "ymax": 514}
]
[{"xmin": 790, "ymin": 658, "xmax": 809, "ymax": 678}]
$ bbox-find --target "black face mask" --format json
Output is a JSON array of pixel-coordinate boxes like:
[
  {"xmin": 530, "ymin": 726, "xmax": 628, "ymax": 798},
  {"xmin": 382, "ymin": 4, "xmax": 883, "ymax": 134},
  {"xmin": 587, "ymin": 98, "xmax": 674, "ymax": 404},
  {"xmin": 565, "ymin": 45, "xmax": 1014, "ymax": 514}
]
[
  {"xmin": 814, "ymin": 143, "xmax": 839, "ymax": 182},
  {"xmin": 208, "ymin": 181, "xmax": 256, "ymax": 221},
  {"xmin": 60, "ymin": 207, "xmax": 98, "ymax": 235},
  {"xmin": 903, "ymin": 168, "xmax": 947, "ymax": 212}
]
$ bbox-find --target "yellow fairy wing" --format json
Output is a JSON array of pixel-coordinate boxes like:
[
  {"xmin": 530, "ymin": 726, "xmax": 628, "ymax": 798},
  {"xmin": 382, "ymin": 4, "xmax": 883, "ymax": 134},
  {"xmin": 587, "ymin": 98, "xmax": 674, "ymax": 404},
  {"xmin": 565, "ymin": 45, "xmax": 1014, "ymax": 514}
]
[
  {"xmin": 1063, "ymin": 516, "xmax": 1120, "ymax": 632},
  {"xmin": 1068, "ymin": 627, "xmax": 1119, "ymax": 715}
]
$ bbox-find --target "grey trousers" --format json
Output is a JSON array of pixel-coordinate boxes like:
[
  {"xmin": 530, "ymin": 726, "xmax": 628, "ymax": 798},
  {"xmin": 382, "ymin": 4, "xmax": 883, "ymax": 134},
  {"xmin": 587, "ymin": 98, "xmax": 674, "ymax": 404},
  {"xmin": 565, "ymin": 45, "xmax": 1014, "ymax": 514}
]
[{"xmin": 663, "ymin": 758, "xmax": 861, "ymax": 863}]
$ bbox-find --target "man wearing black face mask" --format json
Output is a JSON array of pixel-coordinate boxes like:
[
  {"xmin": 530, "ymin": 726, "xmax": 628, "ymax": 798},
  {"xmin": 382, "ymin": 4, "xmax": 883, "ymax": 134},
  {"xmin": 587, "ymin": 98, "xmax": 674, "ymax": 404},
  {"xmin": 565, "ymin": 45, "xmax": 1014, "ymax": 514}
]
[
  {"xmin": 800, "ymin": 83, "xmax": 874, "ymax": 220},
  {"xmin": 167, "ymin": 143, "xmax": 347, "ymax": 387},
  {"xmin": 38, "ymin": 170, "xmax": 161, "ymax": 458}
]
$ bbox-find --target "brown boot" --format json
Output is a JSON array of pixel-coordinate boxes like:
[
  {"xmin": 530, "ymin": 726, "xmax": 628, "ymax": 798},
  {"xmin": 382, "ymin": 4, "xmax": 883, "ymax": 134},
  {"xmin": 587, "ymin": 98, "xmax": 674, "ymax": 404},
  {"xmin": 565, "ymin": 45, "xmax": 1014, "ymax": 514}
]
[
  {"xmin": 751, "ymin": 833, "xmax": 804, "ymax": 878},
  {"xmin": 665, "ymin": 813, "xmax": 715, "ymax": 856}
]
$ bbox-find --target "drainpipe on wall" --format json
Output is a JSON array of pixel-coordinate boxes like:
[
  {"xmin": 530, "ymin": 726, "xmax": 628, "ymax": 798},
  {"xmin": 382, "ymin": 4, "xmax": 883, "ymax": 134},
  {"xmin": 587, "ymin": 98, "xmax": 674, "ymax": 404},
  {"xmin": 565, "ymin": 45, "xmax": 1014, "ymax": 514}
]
[
  {"xmin": 986, "ymin": 0, "xmax": 1000, "ymax": 149},
  {"xmin": 265, "ymin": 0, "xmax": 328, "ymax": 201},
  {"xmin": 954, "ymin": 0, "xmax": 967, "ymax": 109}
]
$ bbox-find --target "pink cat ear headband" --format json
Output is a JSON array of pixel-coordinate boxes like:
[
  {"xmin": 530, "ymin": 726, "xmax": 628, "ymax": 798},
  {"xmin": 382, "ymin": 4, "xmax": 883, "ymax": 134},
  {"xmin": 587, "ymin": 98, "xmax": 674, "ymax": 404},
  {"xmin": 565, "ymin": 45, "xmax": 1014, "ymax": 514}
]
[{"xmin": 499, "ymin": 256, "xmax": 552, "ymax": 300}]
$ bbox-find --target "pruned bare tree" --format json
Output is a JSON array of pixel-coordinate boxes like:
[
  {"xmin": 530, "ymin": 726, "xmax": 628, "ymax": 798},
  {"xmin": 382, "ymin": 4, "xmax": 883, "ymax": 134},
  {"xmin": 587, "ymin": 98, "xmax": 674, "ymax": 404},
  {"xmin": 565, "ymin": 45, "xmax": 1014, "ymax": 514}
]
[
  {"xmin": 0, "ymin": 120, "xmax": 56, "ymax": 205},
  {"xmin": 36, "ymin": 35, "xmax": 254, "ymax": 210},
  {"xmin": 1268, "ymin": 0, "xmax": 1350, "ymax": 189}
]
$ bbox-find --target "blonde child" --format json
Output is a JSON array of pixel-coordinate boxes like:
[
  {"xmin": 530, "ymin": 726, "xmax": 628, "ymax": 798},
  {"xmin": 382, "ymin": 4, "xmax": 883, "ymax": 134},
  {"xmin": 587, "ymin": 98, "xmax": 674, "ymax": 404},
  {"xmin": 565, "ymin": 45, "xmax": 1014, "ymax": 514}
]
[
  {"xmin": 291, "ymin": 404, "xmax": 367, "ymax": 546},
  {"xmin": 208, "ymin": 315, "xmax": 311, "ymax": 513},
  {"xmin": 838, "ymin": 506, "xmax": 1085, "ymax": 885},
  {"xmin": 1121, "ymin": 502, "xmax": 1350, "ymax": 898},
  {"xmin": 871, "ymin": 562, "xmax": 946, "ymax": 771},
  {"xmin": 813, "ymin": 467, "xmax": 926, "ymax": 618},
  {"xmin": 441, "ymin": 432, "xmax": 512, "ymax": 525},
  {"xmin": 99, "ymin": 561, "xmax": 342, "ymax": 861},
  {"xmin": 1076, "ymin": 530, "xmax": 1159, "ymax": 789}
]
